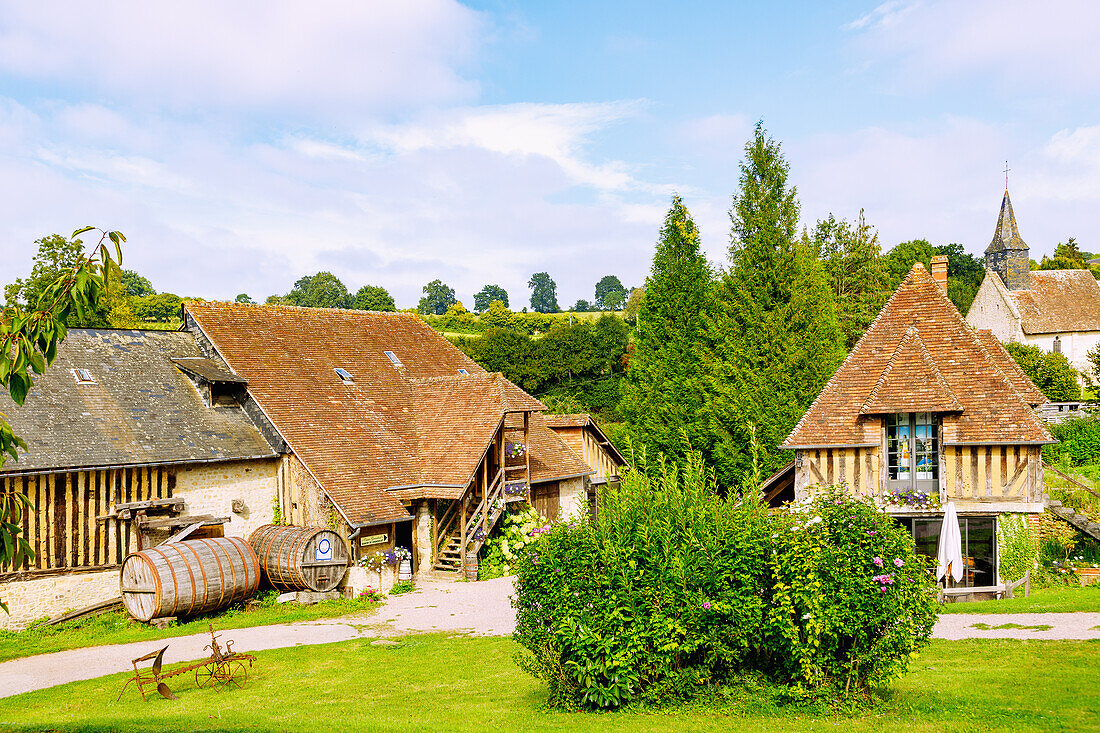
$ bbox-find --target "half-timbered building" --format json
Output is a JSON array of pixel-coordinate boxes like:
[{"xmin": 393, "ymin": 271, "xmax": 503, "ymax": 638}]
[{"xmin": 781, "ymin": 259, "xmax": 1054, "ymax": 588}]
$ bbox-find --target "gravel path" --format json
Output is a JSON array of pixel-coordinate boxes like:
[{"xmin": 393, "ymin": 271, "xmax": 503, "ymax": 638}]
[
  {"xmin": 2, "ymin": 576, "xmax": 1097, "ymax": 699},
  {"xmin": 0, "ymin": 575, "xmax": 515, "ymax": 699},
  {"xmin": 931, "ymin": 612, "xmax": 1100, "ymax": 641}
]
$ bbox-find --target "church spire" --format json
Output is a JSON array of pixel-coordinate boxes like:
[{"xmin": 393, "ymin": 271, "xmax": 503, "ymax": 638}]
[
  {"xmin": 984, "ymin": 189, "xmax": 1030, "ymax": 290},
  {"xmin": 985, "ymin": 189, "xmax": 1028, "ymax": 255}
]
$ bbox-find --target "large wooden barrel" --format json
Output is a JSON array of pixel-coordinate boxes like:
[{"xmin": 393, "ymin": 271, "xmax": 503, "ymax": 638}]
[
  {"xmin": 119, "ymin": 537, "xmax": 260, "ymax": 622},
  {"xmin": 248, "ymin": 525, "xmax": 349, "ymax": 592}
]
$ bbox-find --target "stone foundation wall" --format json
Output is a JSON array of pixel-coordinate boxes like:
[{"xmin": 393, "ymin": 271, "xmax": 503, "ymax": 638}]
[
  {"xmin": 342, "ymin": 564, "xmax": 398, "ymax": 596},
  {"xmin": 174, "ymin": 458, "xmax": 281, "ymax": 540},
  {"xmin": 0, "ymin": 569, "xmax": 119, "ymax": 631}
]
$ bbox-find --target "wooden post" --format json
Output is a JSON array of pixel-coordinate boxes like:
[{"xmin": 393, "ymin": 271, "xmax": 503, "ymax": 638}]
[{"xmin": 524, "ymin": 411, "xmax": 532, "ymax": 501}]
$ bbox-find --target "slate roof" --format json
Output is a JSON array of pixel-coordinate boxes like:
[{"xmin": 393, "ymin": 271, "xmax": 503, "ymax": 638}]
[
  {"xmin": 0, "ymin": 329, "xmax": 277, "ymax": 474},
  {"xmin": 1000, "ymin": 269, "xmax": 1100, "ymax": 334},
  {"xmin": 783, "ymin": 264, "xmax": 1054, "ymax": 448},
  {"xmin": 184, "ymin": 303, "xmax": 589, "ymax": 525},
  {"xmin": 985, "ymin": 190, "xmax": 1028, "ymax": 254}
]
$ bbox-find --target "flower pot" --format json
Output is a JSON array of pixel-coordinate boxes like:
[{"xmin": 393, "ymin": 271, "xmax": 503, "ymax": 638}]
[{"xmin": 398, "ymin": 558, "xmax": 413, "ymax": 581}]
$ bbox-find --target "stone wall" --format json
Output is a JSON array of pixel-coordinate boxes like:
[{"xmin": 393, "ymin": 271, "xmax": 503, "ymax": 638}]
[
  {"xmin": 342, "ymin": 564, "xmax": 398, "ymax": 596},
  {"xmin": 965, "ymin": 274, "xmax": 1025, "ymax": 343},
  {"xmin": 174, "ymin": 458, "xmax": 281, "ymax": 540},
  {"xmin": 0, "ymin": 569, "xmax": 118, "ymax": 631}
]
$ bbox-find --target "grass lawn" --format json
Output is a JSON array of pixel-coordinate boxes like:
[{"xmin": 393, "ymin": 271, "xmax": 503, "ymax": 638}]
[
  {"xmin": 939, "ymin": 584, "xmax": 1100, "ymax": 614},
  {"xmin": 0, "ymin": 635, "xmax": 1096, "ymax": 732},
  {"xmin": 0, "ymin": 595, "xmax": 380, "ymax": 663}
]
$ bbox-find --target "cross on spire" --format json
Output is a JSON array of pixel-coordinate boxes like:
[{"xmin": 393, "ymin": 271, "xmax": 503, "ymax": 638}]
[{"xmin": 1004, "ymin": 160, "xmax": 1010, "ymax": 190}]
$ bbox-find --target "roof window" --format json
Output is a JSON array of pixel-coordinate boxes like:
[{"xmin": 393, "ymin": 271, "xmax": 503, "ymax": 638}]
[
  {"xmin": 72, "ymin": 368, "xmax": 95, "ymax": 384},
  {"xmin": 458, "ymin": 368, "xmax": 469, "ymax": 376},
  {"xmin": 334, "ymin": 368, "xmax": 354, "ymax": 384},
  {"xmin": 383, "ymin": 351, "xmax": 403, "ymax": 368}
]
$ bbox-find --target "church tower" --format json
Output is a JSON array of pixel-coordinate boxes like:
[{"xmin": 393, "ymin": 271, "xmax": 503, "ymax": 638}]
[{"xmin": 984, "ymin": 190, "xmax": 1031, "ymax": 290}]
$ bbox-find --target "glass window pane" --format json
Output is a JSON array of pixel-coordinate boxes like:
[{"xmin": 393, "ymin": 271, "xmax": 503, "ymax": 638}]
[
  {"xmin": 964, "ymin": 517, "xmax": 996, "ymax": 588},
  {"xmin": 913, "ymin": 519, "xmax": 940, "ymax": 560},
  {"xmin": 888, "ymin": 413, "xmax": 911, "ymax": 481}
]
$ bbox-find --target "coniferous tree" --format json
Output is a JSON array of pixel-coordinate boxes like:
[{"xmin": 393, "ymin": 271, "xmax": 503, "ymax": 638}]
[
  {"xmin": 621, "ymin": 195, "xmax": 713, "ymax": 463},
  {"xmin": 812, "ymin": 211, "xmax": 892, "ymax": 350},
  {"xmin": 705, "ymin": 123, "xmax": 843, "ymax": 485}
]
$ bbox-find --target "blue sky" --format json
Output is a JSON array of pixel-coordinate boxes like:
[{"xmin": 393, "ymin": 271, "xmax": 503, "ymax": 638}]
[{"xmin": 0, "ymin": 1, "xmax": 1098, "ymax": 308}]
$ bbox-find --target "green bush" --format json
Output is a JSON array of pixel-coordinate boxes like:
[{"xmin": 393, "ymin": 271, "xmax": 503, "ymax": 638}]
[
  {"xmin": 1044, "ymin": 417, "xmax": 1100, "ymax": 465},
  {"xmin": 511, "ymin": 456, "xmax": 938, "ymax": 710}
]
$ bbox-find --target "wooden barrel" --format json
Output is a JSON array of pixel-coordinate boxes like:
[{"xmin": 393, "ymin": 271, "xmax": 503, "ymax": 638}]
[
  {"xmin": 248, "ymin": 525, "xmax": 349, "ymax": 592},
  {"xmin": 119, "ymin": 537, "xmax": 260, "ymax": 622}
]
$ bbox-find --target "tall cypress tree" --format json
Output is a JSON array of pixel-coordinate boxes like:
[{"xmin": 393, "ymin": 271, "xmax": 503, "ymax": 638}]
[
  {"xmin": 705, "ymin": 123, "xmax": 843, "ymax": 485},
  {"xmin": 621, "ymin": 195, "xmax": 713, "ymax": 463}
]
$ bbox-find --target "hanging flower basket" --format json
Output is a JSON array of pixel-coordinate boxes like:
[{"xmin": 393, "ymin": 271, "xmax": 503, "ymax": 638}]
[
  {"xmin": 505, "ymin": 442, "xmax": 527, "ymax": 460},
  {"xmin": 505, "ymin": 481, "xmax": 529, "ymax": 496}
]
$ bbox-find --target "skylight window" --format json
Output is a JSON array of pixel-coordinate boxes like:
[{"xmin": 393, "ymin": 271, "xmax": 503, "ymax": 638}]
[
  {"xmin": 383, "ymin": 351, "xmax": 403, "ymax": 368},
  {"xmin": 334, "ymin": 368, "xmax": 354, "ymax": 384},
  {"xmin": 458, "ymin": 368, "xmax": 469, "ymax": 376},
  {"xmin": 72, "ymin": 368, "xmax": 95, "ymax": 384}
]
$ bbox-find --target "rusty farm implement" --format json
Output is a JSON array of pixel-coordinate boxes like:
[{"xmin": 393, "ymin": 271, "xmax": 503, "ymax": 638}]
[{"xmin": 117, "ymin": 624, "xmax": 256, "ymax": 701}]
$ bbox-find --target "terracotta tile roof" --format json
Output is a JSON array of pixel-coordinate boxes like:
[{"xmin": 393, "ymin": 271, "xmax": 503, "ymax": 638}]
[
  {"xmin": 184, "ymin": 303, "xmax": 583, "ymax": 524},
  {"xmin": 1002, "ymin": 269, "xmax": 1100, "ymax": 334},
  {"xmin": 783, "ymin": 264, "xmax": 1054, "ymax": 448},
  {"xmin": 972, "ymin": 330, "xmax": 1048, "ymax": 406},
  {"xmin": 543, "ymin": 413, "xmax": 628, "ymax": 466},
  {"xmin": 860, "ymin": 328, "xmax": 962, "ymax": 414},
  {"xmin": 529, "ymin": 413, "xmax": 593, "ymax": 483},
  {"xmin": 1, "ymin": 329, "xmax": 277, "ymax": 474}
]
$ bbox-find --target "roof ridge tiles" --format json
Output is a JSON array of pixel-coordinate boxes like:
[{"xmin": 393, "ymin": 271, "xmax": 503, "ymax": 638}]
[{"xmin": 184, "ymin": 300, "xmax": 414, "ymax": 317}]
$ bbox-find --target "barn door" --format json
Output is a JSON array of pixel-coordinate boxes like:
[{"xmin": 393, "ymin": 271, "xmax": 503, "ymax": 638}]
[{"xmin": 531, "ymin": 483, "xmax": 560, "ymax": 522}]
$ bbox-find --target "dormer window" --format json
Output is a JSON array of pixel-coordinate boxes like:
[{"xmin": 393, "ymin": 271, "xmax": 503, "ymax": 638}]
[
  {"xmin": 72, "ymin": 368, "xmax": 95, "ymax": 384},
  {"xmin": 384, "ymin": 351, "xmax": 403, "ymax": 368},
  {"xmin": 886, "ymin": 412, "xmax": 939, "ymax": 493},
  {"xmin": 334, "ymin": 368, "xmax": 354, "ymax": 384},
  {"xmin": 458, "ymin": 368, "xmax": 469, "ymax": 376}
]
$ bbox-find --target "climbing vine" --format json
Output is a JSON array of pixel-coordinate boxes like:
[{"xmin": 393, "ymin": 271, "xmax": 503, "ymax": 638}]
[{"xmin": 997, "ymin": 513, "xmax": 1037, "ymax": 584}]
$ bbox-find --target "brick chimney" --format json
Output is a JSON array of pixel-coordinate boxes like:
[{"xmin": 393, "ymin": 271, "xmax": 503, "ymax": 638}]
[{"xmin": 930, "ymin": 255, "xmax": 948, "ymax": 292}]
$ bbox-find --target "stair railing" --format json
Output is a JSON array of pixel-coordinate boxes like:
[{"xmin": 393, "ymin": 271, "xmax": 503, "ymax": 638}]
[{"xmin": 463, "ymin": 467, "xmax": 505, "ymax": 552}]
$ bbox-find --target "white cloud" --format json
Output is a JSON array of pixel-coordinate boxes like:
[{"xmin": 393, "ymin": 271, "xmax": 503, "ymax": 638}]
[
  {"xmin": 845, "ymin": 0, "xmax": 1100, "ymax": 94},
  {"xmin": 360, "ymin": 102, "xmax": 646, "ymax": 191},
  {"xmin": 0, "ymin": 1, "xmax": 484, "ymax": 113},
  {"xmin": 0, "ymin": 98, "xmax": 667, "ymax": 308}
]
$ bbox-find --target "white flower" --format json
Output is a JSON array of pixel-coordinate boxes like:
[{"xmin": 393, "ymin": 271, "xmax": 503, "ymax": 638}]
[{"xmin": 802, "ymin": 613, "xmax": 812, "ymax": 620}]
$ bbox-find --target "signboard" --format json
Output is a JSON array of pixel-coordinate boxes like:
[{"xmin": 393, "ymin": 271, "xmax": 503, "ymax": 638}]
[
  {"xmin": 315, "ymin": 537, "xmax": 333, "ymax": 561},
  {"xmin": 360, "ymin": 533, "xmax": 389, "ymax": 547}
]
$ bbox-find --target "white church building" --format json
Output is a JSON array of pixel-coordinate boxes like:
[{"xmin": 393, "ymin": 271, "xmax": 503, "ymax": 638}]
[{"xmin": 966, "ymin": 190, "xmax": 1100, "ymax": 380}]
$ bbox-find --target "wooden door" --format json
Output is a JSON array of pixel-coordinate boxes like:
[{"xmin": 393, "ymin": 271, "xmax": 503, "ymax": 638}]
[{"xmin": 532, "ymin": 483, "xmax": 560, "ymax": 522}]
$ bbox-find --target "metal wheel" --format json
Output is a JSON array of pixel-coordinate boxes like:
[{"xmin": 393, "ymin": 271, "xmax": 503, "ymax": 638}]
[
  {"xmin": 194, "ymin": 662, "xmax": 217, "ymax": 688},
  {"xmin": 223, "ymin": 660, "xmax": 249, "ymax": 689}
]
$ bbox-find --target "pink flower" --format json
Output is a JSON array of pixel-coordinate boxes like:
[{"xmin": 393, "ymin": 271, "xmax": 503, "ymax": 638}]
[
  {"xmin": 702, "ymin": 601, "xmax": 711, "ymax": 610},
  {"xmin": 879, "ymin": 587, "xmax": 887, "ymax": 593},
  {"xmin": 894, "ymin": 558, "xmax": 904, "ymax": 567},
  {"xmin": 873, "ymin": 556, "xmax": 884, "ymax": 567}
]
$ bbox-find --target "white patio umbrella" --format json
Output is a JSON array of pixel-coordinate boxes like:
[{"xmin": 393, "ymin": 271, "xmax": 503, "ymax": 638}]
[{"xmin": 936, "ymin": 501, "xmax": 964, "ymax": 584}]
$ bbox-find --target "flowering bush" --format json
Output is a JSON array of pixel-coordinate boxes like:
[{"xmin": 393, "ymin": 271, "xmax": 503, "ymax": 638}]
[
  {"xmin": 357, "ymin": 586, "xmax": 385, "ymax": 602},
  {"xmin": 882, "ymin": 489, "xmax": 940, "ymax": 510},
  {"xmin": 766, "ymin": 489, "xmax": 938, "ymax": 691},
  {"xmin": 512, "ymin": 457, "xmax": 939, "ymax": 711},
  {"xmin": 479, "ymin": 505, "xmax": 548, "ymax": 579}
]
